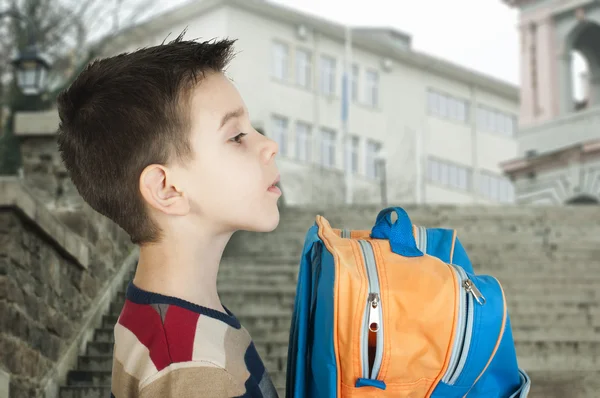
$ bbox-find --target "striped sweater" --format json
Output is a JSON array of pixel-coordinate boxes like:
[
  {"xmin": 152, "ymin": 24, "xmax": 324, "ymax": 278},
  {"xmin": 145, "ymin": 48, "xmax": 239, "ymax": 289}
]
[{"xmin": 110, "ymin": 280, "xmax": 278, "ymax": 397}]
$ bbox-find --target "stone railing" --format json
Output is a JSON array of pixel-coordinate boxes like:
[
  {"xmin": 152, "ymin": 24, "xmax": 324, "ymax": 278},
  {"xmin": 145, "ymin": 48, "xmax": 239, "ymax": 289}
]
[
  {"xmin": 0, "ymin": 177, "xmax": 136, "ymax": 398},
  {"xmin": 14, "ymin": 109, "xmax": 83, "ymax": 210},
  {"xmin": 518, "ymin": 105, "xmax": 600, "ymax": 157}
]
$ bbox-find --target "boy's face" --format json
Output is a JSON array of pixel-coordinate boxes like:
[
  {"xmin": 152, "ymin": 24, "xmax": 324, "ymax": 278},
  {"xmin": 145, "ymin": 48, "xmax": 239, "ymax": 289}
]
[{"xmin": 170, "ymin": 72, "xmax": 281, "ymax": 234}]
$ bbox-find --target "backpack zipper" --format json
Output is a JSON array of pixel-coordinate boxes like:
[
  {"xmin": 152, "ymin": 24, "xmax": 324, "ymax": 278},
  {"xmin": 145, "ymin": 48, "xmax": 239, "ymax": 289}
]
[
  {"xmin": 415, "ymin": 225, "xmax": 488, "ymax": 384},
  {"xmin": 441, "ymin": 264, "xmax": 486, "ymax": 384},
  {"xmin": 357, "ymin": 239, "xmax": 384, "ymax": 380}
]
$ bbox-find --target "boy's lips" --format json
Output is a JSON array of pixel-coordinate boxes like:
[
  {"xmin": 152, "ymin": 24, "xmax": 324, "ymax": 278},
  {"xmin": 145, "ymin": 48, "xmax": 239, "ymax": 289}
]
[{"xmin": 267, "ymin": 174, "xmax": 281, "ymax": 195}]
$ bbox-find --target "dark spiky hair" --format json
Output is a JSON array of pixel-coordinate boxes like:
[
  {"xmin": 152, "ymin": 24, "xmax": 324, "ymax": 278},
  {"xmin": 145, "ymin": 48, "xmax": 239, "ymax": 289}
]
[{"xmin": 57, "ymin": 33, "xmax": 236, "ymax": 245}]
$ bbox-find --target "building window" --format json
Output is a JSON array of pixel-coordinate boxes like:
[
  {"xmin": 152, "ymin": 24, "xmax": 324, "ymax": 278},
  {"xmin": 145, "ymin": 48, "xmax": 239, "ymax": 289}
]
[
  {"xmin": 295, "ymin": 48, "xmax": 312, "ymax": 88},
  {"xmin": 351, "ymin": 64, "xmax": 359, "ymax": 102},
  {"xmin": 365, "ymin": 69, "xmax": 379, "ymax": 107},
  {"xmin": 295, "ymin": 121, "xmax": 311, "ymax": 162},
  {"xmin": 427, "ymin": 158, "xmax": 471, "ymax": 191},
  {"xmin": 272, "ymin": 42, "xmax": 289, "ymax": 81},
  {"xmin": 427, "ymin": 89, "xmax": 469, "ymax": 123},
  {"xmin": 271, "ymin": 115, "xmax": 288, "ymax": 156},
  {"xmin": 319, "ymin": 55, "xmax": 336, "ymax": 96},
  {"xmin": 366, "ymin": 140, "xmax": 382, "ymax": 179},
  {"xmin": 345, "ymin": 135, "xmax": 360, "ymax": 174},
  {"xmin": 476, "ymin": 106, "xmax": 517, "ymax": 137},
  {"xmin": 479, "ymin": 173, "xmax": 514, "ymax": 203},
  {"xmin": 320, "ymin": 128, "xmax": 336, "ymax": 168}
]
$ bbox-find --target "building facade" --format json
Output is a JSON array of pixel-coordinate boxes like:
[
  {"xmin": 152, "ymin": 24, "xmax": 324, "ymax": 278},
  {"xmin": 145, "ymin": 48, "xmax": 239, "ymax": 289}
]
[
  {"xmin": 502, "ymin": 0, "xmax": 600, "ymax": 205},
  {"xmin": 18, "ymin": 0, "xmax": 520, "ymax": 207}
]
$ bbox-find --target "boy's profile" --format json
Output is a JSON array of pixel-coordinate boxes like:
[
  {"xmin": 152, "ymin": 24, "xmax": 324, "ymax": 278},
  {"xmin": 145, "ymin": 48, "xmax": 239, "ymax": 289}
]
[{"xmin": 56, "ymin": 33, "xmax": 282, "ymax": 397}]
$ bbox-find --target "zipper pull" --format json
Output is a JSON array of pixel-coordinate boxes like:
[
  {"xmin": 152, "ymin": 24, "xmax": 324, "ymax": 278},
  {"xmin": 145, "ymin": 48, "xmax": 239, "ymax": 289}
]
[
  {"xmin": 368, "ymin": 293, "xmax": 380, "ymax": 332},
  {"xmin": 463, "ymin": 279, "xmax": 486, "ymax": 305}
]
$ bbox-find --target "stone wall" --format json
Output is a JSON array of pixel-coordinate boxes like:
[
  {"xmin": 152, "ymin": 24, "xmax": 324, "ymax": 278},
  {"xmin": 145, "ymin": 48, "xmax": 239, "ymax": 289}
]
[
  {"xmin": 14, "ymin": 113, "xmax": 84, "ymax": 211},
  {"xmin": 0, "ymin": 178, "xmax": 135, "ymax": 398}
]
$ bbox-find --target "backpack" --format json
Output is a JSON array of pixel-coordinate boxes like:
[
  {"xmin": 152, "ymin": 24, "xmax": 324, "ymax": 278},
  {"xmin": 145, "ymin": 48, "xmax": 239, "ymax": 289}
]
[{"xmin": 285, "ymin": 206, "xmax": 531, "ymax": 397}]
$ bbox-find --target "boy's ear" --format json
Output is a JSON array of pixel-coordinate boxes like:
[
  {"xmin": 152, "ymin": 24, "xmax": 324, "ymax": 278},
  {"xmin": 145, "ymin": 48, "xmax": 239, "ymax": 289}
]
[{"xmin": 139, "ymin": 164, "xmax": 190, "ymax": 216}]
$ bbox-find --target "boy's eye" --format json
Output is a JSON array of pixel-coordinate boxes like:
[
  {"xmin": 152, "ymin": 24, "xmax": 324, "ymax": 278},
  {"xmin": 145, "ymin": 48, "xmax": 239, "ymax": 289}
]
[{"xmin": 230, "ymin": 132, "xmax": 247, "ymax": 144}]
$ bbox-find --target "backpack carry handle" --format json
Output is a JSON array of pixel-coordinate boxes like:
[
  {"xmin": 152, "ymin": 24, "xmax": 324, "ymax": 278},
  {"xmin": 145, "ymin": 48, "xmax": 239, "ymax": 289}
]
[{"xmin": 370, "ymin": 207, "xmax": 423, "ymax": 257}]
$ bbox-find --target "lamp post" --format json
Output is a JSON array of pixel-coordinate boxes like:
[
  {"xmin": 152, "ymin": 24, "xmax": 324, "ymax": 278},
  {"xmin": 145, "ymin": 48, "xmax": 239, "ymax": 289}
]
[
  {"xmin": 1, "ymin": 10, "xmax": 50, "ymax": 95},
  {"xmin": 0, "ymin": 9, "xmax": 51, "ymax": 176},
  {"xmin": 375, "ymin": 149, "xmax": 388, "ymax": 207}
]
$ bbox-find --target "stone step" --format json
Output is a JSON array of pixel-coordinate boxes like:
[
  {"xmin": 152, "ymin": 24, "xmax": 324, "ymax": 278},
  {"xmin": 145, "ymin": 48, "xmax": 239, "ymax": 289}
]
[
  {"xmin": 78, "ymin": 355, "xmax": 113, "ymax": 372},
  {"xmin": 218, "ymin": 273, "xmax": 298, "ymax": 285},
  {"xmin": 230, "ymin": 229, "xmax": 600, "ymax": 244},
  {"xmin": 110, "ymin": 300, "xmax": 126, "ymax": 316},
  {"xmin": 219, "ymin": 265, "xmax": 600, "ymax": 283},
  {"xmin": 221, "ymin": 253, "xmax": 596, "ymax": 266},
  {"xmin": 223, "ymin": 251, "xmax": 599, "ymax": 267},
  {"xmin": 94, "ymin": 328, "xmax": 115, "ymax": 343},
  {"xmin": 510, "ymin": 312, "xmax": 600, "ymax": 328},
  {"xmin": 274, "ymin": 218, "xmax": 600, "ymax": 231},
  {"xmin": 226, "ymin": 238, "xmax": 600, "ymax": 253},
  {"xmin": 254, "ymin": 335, "xmax": 600, "ymax": 372},
  {"xmin": 87, "ymin": 341, "xmax": 113, "ymax": 356},
  {"xmin": 279, "ymin": 208, "xmax": 600, "ymax": 222},
  {"xmin": 215, "ymin": 285, "xmax": 600, "ymax": 304},
  {"xmin": 517, "ymin": 341, "xmax": 600, "ymax": 370},
  {"xmin": 278, "ymin": 205, "xmax": 600, "ymax": 221},
  {"xmin": 243, "ymin": 310, "xmax": 600, "ymax": 331},
  {"xmin": 66, "ymin": 370, "xmax": 111, "ymax": 386},
  {"xmin": 232, "ymin": 214, "xmax": 600, "ymax": 228},
  {"xmin": 525, "ymin": 371, "xmax": 600, "ymax": 398},
  {"xmin": 219, "ymin": 263, "xmax": 600, "ymax": 283},
  {"xmin": 208, "ymin": 279, "xmax": 600, "ymax": 298},
  {"xmin": 507, "ymin": 301, "xmax": 600, "ymax": 314},
  {"xmin": 59, "ymin": 385, "xmax": 111, "ymax": 398}
]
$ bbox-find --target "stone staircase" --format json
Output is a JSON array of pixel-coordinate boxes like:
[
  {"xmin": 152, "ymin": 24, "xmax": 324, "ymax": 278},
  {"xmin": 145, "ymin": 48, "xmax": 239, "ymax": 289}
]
[
  {"xmin": 58, "ymin": 270, "xmax": 132, "ymax": 398},
  {"xmin": 57, "ymin": 205, "xmax": 600, "ymax": 397}
]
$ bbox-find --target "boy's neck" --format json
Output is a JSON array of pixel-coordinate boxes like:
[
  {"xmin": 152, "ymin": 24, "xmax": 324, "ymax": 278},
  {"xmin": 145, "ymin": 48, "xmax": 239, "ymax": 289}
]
[{"xmin": 133, "ymin": 231, "xmax": 233, "ymax": 314}]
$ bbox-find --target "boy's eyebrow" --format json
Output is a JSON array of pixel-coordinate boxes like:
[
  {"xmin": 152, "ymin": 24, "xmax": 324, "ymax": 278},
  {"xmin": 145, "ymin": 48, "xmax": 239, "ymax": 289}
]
[{"xmin": 219, "ymin": 107, "xmax": 245, "ymax": 129}]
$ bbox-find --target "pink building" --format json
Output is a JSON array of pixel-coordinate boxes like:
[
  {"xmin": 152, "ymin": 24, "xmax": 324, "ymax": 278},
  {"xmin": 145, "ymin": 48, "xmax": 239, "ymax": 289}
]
[{"xmin": 502, "ymin": 0, "xmax": 600, "ymax": 205}]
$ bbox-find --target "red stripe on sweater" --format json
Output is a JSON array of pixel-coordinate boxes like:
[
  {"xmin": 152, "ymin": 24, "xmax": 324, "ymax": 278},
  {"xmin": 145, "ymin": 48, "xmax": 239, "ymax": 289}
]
[
  {"xmin": 118, "ymin": 300, "xmax": 171, "ymax": 371},
  {"xmin": 163, "ymin": 305, "xmax": 200, "ymax": 362}
]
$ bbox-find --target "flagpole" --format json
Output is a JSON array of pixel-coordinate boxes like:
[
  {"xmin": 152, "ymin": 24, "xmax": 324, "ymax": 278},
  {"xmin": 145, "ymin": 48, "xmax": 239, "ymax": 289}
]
[{"xmin": 343, "ymin": 24, "xmax": 353, "ymax": 205}]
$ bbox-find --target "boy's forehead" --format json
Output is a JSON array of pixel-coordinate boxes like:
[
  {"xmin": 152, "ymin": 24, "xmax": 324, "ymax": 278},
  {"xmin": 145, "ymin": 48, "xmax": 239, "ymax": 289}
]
[
  {"xmin": 191, "ymin": 73, "xmax": 245, "ymax": 119},
  {"xmin": 192, "ymin": 72, "xmax": 240, "ymax": 104},
  {"xmin": 189, "ymin": 73, "xmax": 245, "ymax": 128}
]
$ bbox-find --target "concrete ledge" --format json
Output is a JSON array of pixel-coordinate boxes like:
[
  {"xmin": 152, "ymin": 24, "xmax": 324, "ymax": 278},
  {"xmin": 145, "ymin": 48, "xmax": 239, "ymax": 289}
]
[
  {"xmin": 0, "ymin": 177, "xmax": 89, "ymax": 269},
  {"xmin": 40, "ymin": 247, "xmax": 139, "ymax": 398},
  {"xmin": 0, "ymin": 369, "xmax": 9, "ymax": 398},
  {"xmin": 14, "ymin": 110, "xmax": 59, "ymax": 136}
]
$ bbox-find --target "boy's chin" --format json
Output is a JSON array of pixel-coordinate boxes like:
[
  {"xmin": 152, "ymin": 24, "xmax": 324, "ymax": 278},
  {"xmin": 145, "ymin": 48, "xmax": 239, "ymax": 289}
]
[{"xmin": 241, "ymin": 212, "xmax": 280, "ymax": 233}]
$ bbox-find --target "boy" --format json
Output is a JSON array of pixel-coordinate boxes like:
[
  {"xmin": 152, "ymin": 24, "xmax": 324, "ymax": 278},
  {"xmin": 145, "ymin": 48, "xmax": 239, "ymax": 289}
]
[{"xmin": 56, "ymin": 34, "xmax": 282, "ymax": 397}]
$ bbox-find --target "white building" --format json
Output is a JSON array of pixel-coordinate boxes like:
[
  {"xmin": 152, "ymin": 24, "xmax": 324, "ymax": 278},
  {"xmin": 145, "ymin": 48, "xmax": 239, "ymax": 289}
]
[{"xmin": 42, "ymin": 0, "xmax": 523, "ymax": 206}]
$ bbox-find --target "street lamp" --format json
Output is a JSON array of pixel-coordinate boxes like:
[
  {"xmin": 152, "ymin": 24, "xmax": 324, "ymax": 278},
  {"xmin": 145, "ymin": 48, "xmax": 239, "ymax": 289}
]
[
  {"xmin": 1, "ymin": 9, "xmax": 51, "ymax": 95},
  {"xmin": 375, "ymin": 149, "xmax": 388, "ymax": 207},
  {"xmin": 0, "ymin": 9, "xmax": 51, "ymax": 177}
]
